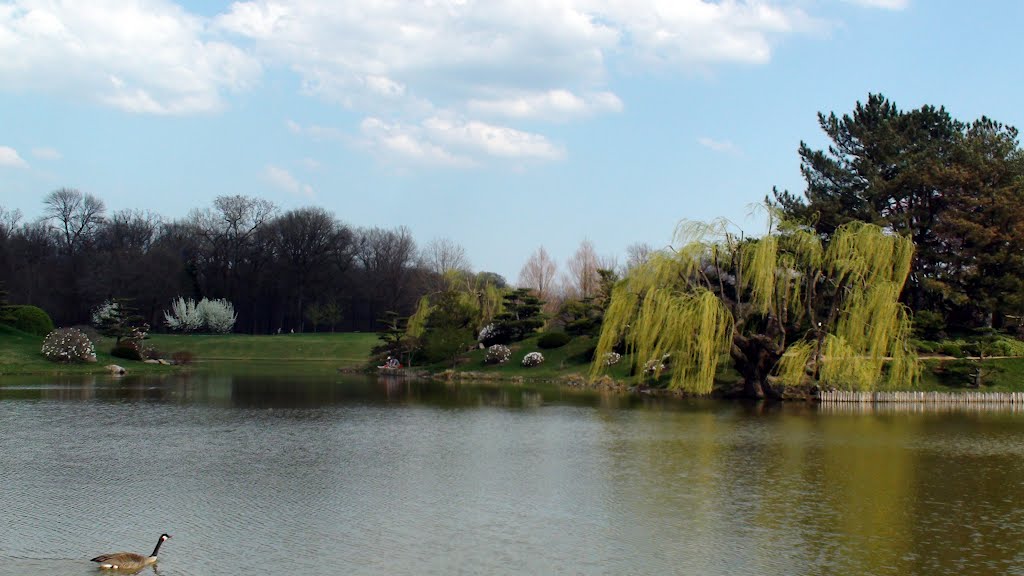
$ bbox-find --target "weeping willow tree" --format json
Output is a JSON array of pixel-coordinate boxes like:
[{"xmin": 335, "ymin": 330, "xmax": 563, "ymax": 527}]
[{"xmin": 591, "ymin": 214, "xmax": 917, "ymax": 398}]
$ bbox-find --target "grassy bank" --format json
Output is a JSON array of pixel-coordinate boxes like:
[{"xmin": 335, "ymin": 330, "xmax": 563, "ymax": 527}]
[
  {"xmin": 0, "ymin": 328, "xmax": 379, "ymax": 377},
  {"xmin": 6, "ymin": 323, "xmax": 1024, "ymax": 394}
]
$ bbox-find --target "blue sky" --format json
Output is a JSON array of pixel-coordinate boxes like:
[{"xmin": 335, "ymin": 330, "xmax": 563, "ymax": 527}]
[{"xmin": 1, "ymin": 0, "xmax": 1021, "ymax": 283}]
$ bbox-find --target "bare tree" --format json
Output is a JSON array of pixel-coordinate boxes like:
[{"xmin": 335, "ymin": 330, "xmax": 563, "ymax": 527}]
[
  {"xmin": 625, "ymin": 242, "xmax": 655, "ymax": 272},
  {"xmin": 565, "ymin": 239, "xmax": 602, "ymax": 299},
  {"xmin": 0, "ymin": 206, "xmax": 22, "ymax": 240},
  {"xmin": 518, "ymin": 246, "xmax": 557, "ymax": 300},
  {"xmin": 41, "ymin": 188, "xmax": 105, "ymax": 256},
  {"xmin": 421, "ymin": 237, "xmax": 471, "ymax": 277}
]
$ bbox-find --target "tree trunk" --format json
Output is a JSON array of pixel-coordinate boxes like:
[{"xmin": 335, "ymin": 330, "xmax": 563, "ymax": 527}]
[{"xmin": 732, "ymin": 334, "xmax": 783, "ymax": 400}]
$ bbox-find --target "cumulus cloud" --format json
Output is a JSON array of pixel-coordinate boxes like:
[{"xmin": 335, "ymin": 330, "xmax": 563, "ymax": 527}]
[
  {"xmin": 0, "ymin": 146, "xmax": 28, "ymax": 168},
  {"xmin": 264, "ymin": 165, "xmax": 314, "ymax": 198},
  {"xmin": 0, "ymin": 0, "xmax": 261, "ymax": 114},
  {"xmin": 468, "ymin": 90, "xmax": 623, "ymax": 120},
  {"xmin": 360, "ymin": 118, "xmax": 472, "ymax": 168}
]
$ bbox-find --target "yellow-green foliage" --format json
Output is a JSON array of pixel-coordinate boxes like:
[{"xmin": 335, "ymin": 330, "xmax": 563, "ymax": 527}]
[
  {"xmin": 406, "ymin": 296, "xmax": 433, "ymax": 339},
  {"xmin": 594, "ymin": 217, "xmax": 919, "ymax": 393}
]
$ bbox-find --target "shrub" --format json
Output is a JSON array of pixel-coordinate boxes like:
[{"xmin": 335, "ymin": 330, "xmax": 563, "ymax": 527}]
[
  {"xmin": 171, "ymin": 350, "xmax": 195, "ymax": 365},
  {"xmin": 164, "ymin": 296, "xmax": 203, "ymax": 332},
  {"xmin": 937, "ymin": 342, "xmax": 964, "ymax": 358},
  {"xmin": 478, "ymin": 323, "xmax": 510, "ymax": 346},
  {"xmin": 484, "ymin": 344, "xmax": 511, "ymax": 365},
  {"xmin": 537, "ymin": 332, "xmax": 571, "ymax": 349},
  {"xmin": 643, "ymin": 353, "xmax": 672, "ymax": 375},
  {"xmin": 110, "ymin": 339, "xmax": 145, "ymax": 361},
  {"xmin": 521, "ymin": 351, "xmax": 545, "ymax": 367},
  {"xmin": 164, "ymin": 297, "xmax": 237, "ymax": 333},
  {"xmin": 197, "ymin": 298, "xmax": 237, "ymax": 334},
  {"xmin": 602, "ymin": 351, "xmax": 622, "ymax": 366},
  {"xmin": 912, "ymin": 310, "xmax": 946, "ymax": 340},
  {"xmin": 911, "ymin": 339, "xmax": 937, "ymax": 354},
  {"xmin": 71, "ymin": 324, "xmax": 103, "ymax": 347},
  {"xmin": 41, "ymin": 328, "xmax": 96, "ymax": 363},
  {"xmin": 7, "ymin": 305, "xmax": 54, "ymax": 336}
]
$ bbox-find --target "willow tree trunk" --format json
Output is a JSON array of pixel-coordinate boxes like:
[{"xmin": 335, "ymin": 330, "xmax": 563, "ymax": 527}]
[{"xmin": 731, "ymin": 333, "xmax": 783, "ymax": 400}]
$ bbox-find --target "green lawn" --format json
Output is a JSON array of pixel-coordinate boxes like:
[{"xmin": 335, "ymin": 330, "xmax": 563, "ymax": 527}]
[{"xmin": 0, "ymin": 328, "xmax": 379, "ymax": 376}]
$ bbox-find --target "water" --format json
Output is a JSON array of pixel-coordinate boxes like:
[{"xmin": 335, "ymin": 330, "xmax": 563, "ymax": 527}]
[{"xmin": 2, "ymin": 374, "xmax": 1024, "ymax": 575}]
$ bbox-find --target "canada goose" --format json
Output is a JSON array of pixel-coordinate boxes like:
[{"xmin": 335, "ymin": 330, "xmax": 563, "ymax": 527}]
[{"xmin": 91, "ymin": 534, "xmax": 171, "ymax": 570}]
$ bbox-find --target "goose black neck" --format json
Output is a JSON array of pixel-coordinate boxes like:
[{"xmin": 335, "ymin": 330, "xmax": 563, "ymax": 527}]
[{"xmin": 151, "ymin": 537, "xmax": 166, "ymax": 557}]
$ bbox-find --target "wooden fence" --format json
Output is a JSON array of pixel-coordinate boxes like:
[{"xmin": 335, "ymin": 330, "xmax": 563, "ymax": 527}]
[{"xmin": 818, "ymin": 390, "xmax": 1024, "ymax": 404}]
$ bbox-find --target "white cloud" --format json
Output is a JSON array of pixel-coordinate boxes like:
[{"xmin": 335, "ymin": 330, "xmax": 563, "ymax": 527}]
[
  {"xmin": 845, "ymin": 0, "xmax": 908, "ymax": 9},
  {"xmin": 360, "ymin": 118, "xmax": 472, "ymax": 167},
  {"xmin": 424, "ymin": 117, "xmax": 566, "ymax": 160},
  {"xmin": 264, "ymin": 165, "xmax": 314, "ymax": 198},
  {"xmin": 217, "ymin": 0, "xmax": 820, "ymax": 110},
  {"xmin": 468, "ymin": 90, "xmax": 623, "ymax": 120},
  {"xmin": 0, "ymin": 146, "xmax": 28, "ymax": 168},
  {"xmin": 359, "ymin": 115, "xmax": 565, "ymax": 166},
  {"xmin": 698, "ymin": 136, "xmax": 739, "ymax": 154},
  {"xmin": 301, "ymin": 158, "xmax": 321, "ymax": 170},
  {"xmin": 0, "ymin": 0, "xmax": 261, "ymax": 114},
  {"xmin": 31, "ymin": 147, "xmax": 61, "ymax": 160}
]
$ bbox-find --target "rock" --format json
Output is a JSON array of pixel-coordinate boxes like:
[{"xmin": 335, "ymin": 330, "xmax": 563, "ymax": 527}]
[
  {"xmin": 157, "ymin": 359, "xmax": 170, "ymax": 365},
  {"xmin": 106, "ymin": 364, "xmax": 126, "ymax": 375},
  {"xmin": 144, "ymin": 359, "xmax": 160, "ymax": 364}
]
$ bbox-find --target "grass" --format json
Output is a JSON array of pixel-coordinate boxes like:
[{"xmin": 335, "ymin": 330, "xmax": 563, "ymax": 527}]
[
  {"xmin": 0, "ymin": 325, "xmax": 175, "ymax": 376},
  {"xmin": 6, "ymin": 322, "xmax": 1024, "ymax": 395},
  {"xmin": 0, "ymin": 327, "xmax": 379, "ymax": 377}
]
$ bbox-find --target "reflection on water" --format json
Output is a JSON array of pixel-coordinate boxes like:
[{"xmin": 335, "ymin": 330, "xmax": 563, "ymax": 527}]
[{"xmin": 1, "ymin": 374, "xmax": 1024, "ymax": 576}]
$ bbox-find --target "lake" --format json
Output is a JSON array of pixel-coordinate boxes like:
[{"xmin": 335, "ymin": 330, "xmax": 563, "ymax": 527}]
[{"xmin": 1, "ymin": 374, "xmax": 1023, "ymax": 575}]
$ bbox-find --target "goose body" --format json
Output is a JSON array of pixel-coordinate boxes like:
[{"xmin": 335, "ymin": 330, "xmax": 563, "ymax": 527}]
[{"xmin": 91, "ymin": 534, "xmax": 170, "ymax": 570}]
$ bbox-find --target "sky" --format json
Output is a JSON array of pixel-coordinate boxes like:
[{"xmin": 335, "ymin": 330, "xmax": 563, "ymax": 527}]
[{"xmin": 1, "ymin": 0, "xmax": 1022, "ymax": 283}]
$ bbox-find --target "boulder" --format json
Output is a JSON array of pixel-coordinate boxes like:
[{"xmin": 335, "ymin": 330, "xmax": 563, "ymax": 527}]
[{"xmin": 106, "ymin": 364, "xmax": 126, "ymax": 375}]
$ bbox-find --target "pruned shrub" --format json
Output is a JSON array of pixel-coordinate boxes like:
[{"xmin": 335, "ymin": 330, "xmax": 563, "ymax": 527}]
[
  {"xmin": 171, "ymin": 350, "xmax": 195, "ymax": 365},
  {"xmin": 537, "ymin": 332, "xmax": 571, "ymax": 349},
  {"xmin": 484, "ymin": 344, "xmax": 511, "ymax": 365},
  {"xmin": 7, "ymin": 305, "xmax": 54, "ymax": 336},
  {"xmin": 937, "ymin": 342, "xmax": 964, "ymax": 358},
  {"xmin": 110, "ymin": 339, "xmax": 145, "ymax": 361},
  {"xmin": 521, "ymin": 351, "xmax": 544, "ymax": 367},
  {"xmin": 41, "ymin": 328, "xmax": 96, "ymax": 363},
  {"xmin": 71, "ymin": 324, "xmax": 103, "ymax": 347}
]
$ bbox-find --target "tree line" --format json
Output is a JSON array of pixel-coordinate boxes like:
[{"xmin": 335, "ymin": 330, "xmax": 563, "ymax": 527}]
[{"xmin": 0, "ymin": 192, "xmax": 501, "ymax": 333}]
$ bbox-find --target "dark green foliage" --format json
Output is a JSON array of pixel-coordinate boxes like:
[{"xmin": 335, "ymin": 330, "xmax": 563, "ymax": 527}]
[
  {"xmin": 422, "ymin": 290, "xmax": 476, "ymax": 366},
  {"xmin": 537, "ymin": 331, "xmax": 571, "ymax": 349},
  {"xmin": 94, "ymin": 298, "xmax": 148, "ymax": 344},
  {"xmin": 492, "ymin": 288, "xmax": 545, "ymax": 342},
  {"xmin": 937, "ymin": 342, "xmax": 964, "ymax": 358},
  {"xmin": 171, "ymin": 350, "xmax": 195, "ymax": 365},
  {"xmin": 375, "ymin": 311, "xmax": 416, "ymax": 365},
  {"xmin": 6, "ymin": 305, "xmax": 54, "ymax": 336},
  {"xmin": 110, "ymin": 340, "xmax": 145, "ymax": 361},
  {"xmin": 913, "ymin": 310, "xmax": 946, "ymax": 340},
  {"xmin": 773, "ymin": 93, "xmax": 1024, "ymax": 330}
]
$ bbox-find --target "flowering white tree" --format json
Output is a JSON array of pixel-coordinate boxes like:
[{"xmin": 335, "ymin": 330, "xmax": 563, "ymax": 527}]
[
  {"xmin": 164, "ymin": 297, "xmax": 237, "ymax": 334},
  {"xmin": 197, "ymin": 298, "xmax": 237, "ymax": 334},
  {"xmin": 164, "ymin": 297, "xmax": 203, "ymax": 332}
]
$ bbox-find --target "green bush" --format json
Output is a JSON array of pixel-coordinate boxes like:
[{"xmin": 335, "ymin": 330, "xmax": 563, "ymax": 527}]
[
  {"xmin": 937, "ymin": 341, "xmax": 965, "ymax": 358},
  {"xmin": 537, "ymin": 332, "xmax": 571, "ymax": 349},
  {"xmin": 986, "ymin": 336, "xmax": 1024, "ymax": 357},
  {"xmin": 110, "ymin": 340, "xmax": 145, "ymax": 361},
  {"xmin": 912, "ymin": 339, "xmax": 937, "ymax": 354},
  {"xmin": 6, "ymin": 305, "xmax": 54, "ymax": 336}
]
